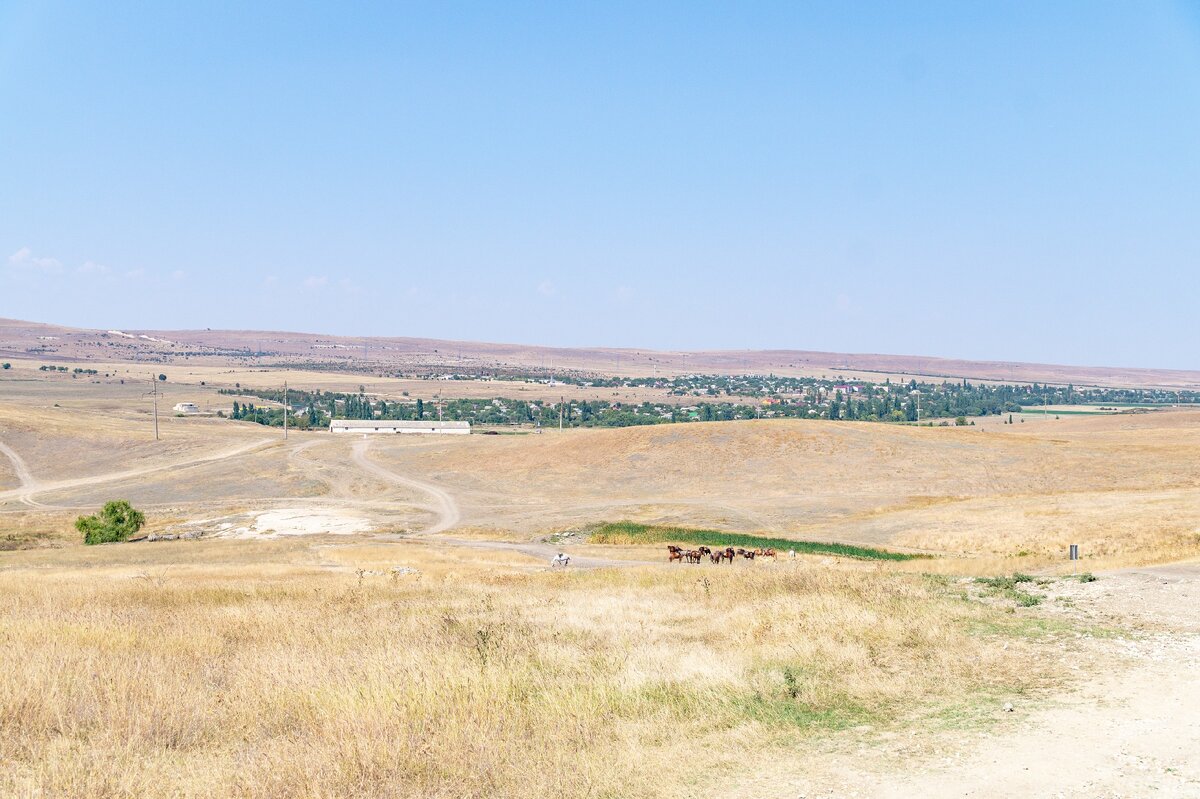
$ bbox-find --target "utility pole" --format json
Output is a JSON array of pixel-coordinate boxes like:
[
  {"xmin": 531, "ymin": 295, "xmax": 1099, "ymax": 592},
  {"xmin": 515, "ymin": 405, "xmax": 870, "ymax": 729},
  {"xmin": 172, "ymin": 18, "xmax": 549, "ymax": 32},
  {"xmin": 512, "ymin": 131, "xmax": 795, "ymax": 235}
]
[
  {"xmin": 283, "ymin": 380, "xmax": 288, "ymax": 440},
  {"xmin": 149, "ymin": 374, "xmax": 160, "ymax": 440}
]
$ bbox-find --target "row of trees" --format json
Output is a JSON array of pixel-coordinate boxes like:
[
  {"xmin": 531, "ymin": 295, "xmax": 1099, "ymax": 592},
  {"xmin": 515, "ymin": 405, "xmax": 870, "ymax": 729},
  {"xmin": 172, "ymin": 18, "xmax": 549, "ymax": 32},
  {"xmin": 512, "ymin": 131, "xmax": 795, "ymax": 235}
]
[{"xmin": 228, "ymin": 400, "xmax": 324, "ymax": 429}]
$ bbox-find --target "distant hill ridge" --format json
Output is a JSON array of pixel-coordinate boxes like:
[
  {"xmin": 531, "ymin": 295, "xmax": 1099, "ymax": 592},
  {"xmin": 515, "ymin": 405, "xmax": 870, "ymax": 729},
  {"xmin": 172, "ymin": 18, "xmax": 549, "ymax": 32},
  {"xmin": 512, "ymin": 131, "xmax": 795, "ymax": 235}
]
[{"xmin": 1, "ymin": 316, "xmax": 1196, "ymax": 389}]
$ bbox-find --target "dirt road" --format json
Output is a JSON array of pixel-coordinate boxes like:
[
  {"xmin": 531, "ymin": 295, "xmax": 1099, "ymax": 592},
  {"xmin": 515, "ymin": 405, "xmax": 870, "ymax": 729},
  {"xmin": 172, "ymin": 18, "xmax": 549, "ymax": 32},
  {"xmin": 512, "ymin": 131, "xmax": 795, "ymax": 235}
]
[
  {"xmin": 0, "ymin": 441, "xmax": 34, "ymax": 488},
  {"xmin": 750, "ymin": 563, "xmax": 1200, "ymax": 798},
  {"xmin": 0, "ymin": 440, "xmax": 39, "ymax": 507},
  {"xmin": 429, "ymin": 535, "xmax": 657, "ymax": 569},
  {"xmin": 351, "ymin": 439, "xmax": 461, "ymax": 534},
  {"xmin": 0, "ymin": 437, "xmax": 276, "ymax": 509}
]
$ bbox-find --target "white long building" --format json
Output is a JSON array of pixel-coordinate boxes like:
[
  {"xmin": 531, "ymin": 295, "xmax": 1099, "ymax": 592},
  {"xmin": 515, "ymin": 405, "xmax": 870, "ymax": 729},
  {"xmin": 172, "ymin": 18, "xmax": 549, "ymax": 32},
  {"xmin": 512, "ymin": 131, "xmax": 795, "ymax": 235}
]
[{"xmin": 329, "ymin": 420, "xmax": 471, "ymax": 435}]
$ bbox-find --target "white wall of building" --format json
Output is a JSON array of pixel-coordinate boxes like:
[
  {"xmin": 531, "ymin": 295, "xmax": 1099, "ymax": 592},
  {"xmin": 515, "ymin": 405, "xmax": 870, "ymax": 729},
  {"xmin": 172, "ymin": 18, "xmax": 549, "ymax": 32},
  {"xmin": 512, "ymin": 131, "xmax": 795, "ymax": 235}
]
[{"xmin": 329, "ymin": 420, "xmax": 470, "ymax": 435}]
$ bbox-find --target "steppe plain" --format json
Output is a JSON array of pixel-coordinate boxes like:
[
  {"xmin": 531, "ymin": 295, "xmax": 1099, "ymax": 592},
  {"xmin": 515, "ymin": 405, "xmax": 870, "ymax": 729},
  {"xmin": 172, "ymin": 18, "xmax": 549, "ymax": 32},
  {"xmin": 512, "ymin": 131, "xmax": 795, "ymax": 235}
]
[{"xmin": 2, "ymin": 330, "xmax": 1199, "ymax": 798}]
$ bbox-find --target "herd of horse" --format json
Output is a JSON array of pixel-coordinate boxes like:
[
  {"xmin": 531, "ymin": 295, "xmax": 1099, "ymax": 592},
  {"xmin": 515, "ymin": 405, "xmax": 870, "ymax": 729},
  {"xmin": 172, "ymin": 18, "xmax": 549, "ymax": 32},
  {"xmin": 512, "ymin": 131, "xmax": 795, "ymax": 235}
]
[{"xmin": 667, "ymin": 544, "xmax": 776, "ymax": 563}]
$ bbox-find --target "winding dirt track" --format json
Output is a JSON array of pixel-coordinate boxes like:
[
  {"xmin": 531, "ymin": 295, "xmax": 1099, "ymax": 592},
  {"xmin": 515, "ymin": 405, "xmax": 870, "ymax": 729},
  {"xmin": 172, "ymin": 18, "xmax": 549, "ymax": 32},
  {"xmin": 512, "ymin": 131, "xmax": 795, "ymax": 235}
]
[
  {"xmin": 350, "ymin": 439, "xmax": 461, "ymax": 535},
  {"xmin": 0, "ymin": 437, "xmax": 276, "ymax": 509},
  {"xmin": 0, "ymin": 441, "xmax": 39, "ymax": 507},
  {"xmin": 0, "ymin": 441, "xmax": 34, "ymax": 488}
]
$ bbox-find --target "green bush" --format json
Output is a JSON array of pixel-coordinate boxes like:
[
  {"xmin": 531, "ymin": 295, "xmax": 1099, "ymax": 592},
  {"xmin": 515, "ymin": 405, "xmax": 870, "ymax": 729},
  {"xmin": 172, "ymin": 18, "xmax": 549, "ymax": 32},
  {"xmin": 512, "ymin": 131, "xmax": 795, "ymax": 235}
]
[{"xmin": 76, "ymin": 500, "xmax": 145, "ymax": 545}]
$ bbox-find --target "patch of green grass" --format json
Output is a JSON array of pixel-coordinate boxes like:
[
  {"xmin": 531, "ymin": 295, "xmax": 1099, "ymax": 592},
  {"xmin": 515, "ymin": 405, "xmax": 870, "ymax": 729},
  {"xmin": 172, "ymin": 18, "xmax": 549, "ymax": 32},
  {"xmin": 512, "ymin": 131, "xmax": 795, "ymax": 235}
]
[
  {"xmin": 588, "ymin": 521, "xmax": 926, "ymax": 561},
  {"xmin": 733, "ymin": 693, "xmax": 875, "ymax": 732},
  {"xmin": 1076, "ymin": 572, "xmax": 1098, "ymax": 583},
  {"xmin": 973, "ymin": 574, "xmax": 1042, "ymax": 606},
  {"xmin": 969, "ymin": 616, "xmax": 1069, "ymax": 638}
]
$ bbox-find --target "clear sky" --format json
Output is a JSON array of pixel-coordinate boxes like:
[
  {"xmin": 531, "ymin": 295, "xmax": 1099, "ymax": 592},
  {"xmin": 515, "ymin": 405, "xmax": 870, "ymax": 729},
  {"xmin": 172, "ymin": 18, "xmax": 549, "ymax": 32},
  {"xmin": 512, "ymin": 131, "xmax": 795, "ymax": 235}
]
[{"xmin": 2, "ymin": 2, "xmax": 1198, "ymax": 368}]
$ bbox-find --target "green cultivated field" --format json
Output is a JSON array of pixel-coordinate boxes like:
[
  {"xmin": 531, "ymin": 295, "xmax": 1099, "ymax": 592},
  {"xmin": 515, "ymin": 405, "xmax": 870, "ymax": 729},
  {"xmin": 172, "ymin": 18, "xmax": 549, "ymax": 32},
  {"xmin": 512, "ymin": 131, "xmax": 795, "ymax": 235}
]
[{"xmin": 589, "ymin": 521, "xmax": 925, "ymax": 561}]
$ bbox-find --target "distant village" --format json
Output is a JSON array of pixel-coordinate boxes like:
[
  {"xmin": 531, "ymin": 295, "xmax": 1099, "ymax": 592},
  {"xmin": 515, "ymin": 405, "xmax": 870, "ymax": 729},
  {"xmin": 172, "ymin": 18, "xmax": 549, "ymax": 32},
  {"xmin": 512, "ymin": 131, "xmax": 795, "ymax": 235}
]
[{"xmin": 218, "ymin": 374, "xmax": 1200, "ymax": 431}]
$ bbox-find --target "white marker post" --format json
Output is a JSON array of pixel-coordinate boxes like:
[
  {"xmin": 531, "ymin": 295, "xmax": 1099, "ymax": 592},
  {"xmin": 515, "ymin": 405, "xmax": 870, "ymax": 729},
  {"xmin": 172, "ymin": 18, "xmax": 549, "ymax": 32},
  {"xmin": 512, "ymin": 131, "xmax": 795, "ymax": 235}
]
[{"xmin": 1069, "ymin": 544, "xmax": 1079, "ymax": 576}]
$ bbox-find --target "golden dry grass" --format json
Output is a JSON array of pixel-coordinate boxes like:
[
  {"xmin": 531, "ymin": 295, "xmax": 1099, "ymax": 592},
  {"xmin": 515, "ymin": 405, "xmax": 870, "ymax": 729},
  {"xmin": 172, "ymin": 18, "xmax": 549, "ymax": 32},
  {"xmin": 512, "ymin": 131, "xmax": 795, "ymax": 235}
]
[
  {"xmin": 358, "ymin": 411, "xmax": 1200, "ymax": 564},
  {"xmin": 3, "ymin": 366, "xmax": 1194, "ymax": 797},
  {"xmin": 5, "ymin": 371, "xmax": 1200, "ymax": 567},
  {"xmin": 0, "ymin": 542, "xmax": 1049, "ymax": 799}
]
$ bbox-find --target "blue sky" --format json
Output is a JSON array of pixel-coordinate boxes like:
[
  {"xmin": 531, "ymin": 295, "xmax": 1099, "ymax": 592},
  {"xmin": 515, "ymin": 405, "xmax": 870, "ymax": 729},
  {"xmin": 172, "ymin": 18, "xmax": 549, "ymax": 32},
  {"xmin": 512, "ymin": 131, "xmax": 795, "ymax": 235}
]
[{"xmin": 2, "ymin": 2, "xmax": 1198, "ymax": 368}]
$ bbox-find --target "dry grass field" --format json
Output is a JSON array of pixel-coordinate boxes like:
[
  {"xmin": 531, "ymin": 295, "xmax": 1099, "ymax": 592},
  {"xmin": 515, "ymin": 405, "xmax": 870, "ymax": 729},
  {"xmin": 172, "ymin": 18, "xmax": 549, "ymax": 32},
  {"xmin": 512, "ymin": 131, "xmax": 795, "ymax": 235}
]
[
  {"xmin": 3, "ymin": 366, "xmax": 1200, "ymax": 797},
  {"xmin": 0, "ymin": 539, "xmax": 1054, "ymax": 799}
]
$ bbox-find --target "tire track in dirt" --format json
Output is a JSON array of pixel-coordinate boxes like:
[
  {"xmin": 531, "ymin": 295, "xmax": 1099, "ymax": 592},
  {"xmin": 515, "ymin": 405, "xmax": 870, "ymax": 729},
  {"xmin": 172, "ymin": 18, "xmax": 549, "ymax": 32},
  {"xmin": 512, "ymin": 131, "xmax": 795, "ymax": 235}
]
[
  {"xmin": 350, "ymin": 439, "xmax": 461, "ymax": 534},
  {"xmin": 0, "ymin": 437, "xmax": 276, "ymax": 509},
  {"xmin": 0, "ymin": 440, "xmax": 43, "ymax": 508}
]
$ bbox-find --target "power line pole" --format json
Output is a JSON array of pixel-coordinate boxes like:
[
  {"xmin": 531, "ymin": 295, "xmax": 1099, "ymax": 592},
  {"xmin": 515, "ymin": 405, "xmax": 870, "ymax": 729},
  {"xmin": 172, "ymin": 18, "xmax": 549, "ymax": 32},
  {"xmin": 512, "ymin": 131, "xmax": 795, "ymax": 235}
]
[
  {"xmin": 283, "ymin": 380, "xmax": 288, "ymax": 440},
  {"xmin": 148, "ymin": 374, "xmax": 159, "ymax": 440}
]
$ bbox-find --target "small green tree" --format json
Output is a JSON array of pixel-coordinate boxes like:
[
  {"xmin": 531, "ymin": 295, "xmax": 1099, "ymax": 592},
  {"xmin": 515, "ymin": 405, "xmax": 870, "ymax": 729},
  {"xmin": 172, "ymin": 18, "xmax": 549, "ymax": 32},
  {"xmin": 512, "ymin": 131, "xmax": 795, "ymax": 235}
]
[
  {"xmin": 158, "ymin": 374, "xmax": 167, "ymax": 381},
  {"xmin": 76, "ymin": 500, "xmax": 145, "ymax": 545},
  {"xmin": 1, "ymin": 362, "xmax": 10, "ymax": 369}
]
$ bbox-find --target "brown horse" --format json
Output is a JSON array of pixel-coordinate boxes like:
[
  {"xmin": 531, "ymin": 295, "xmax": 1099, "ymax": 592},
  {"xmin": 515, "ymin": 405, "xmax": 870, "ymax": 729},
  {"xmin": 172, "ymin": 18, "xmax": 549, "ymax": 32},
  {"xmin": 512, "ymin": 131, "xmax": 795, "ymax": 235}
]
[
  {"xmin": 756, "ymin": 548, "xmax": 777, "ymax": 559},
  {"xmin": 724, "ymin": 547, "xmax": 736, "ymax": 563},
  {"xmin": 667, "ymin": 545, "xmax": 684, "ymax": 563}
]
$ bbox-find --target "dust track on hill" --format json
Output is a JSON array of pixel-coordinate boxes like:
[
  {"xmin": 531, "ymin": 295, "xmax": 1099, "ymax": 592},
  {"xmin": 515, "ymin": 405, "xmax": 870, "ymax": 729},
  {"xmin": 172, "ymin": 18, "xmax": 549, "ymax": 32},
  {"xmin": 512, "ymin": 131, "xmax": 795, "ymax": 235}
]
[
  {"xmin": 351, "ymin": 438, "xmax": 461, "ymax": 534},
  {"xmin": 0, "ymin": 437, "xmax": 276, "ymax": 509},
  {"xmin": 0, "ymin": 441, "xmax": 34, "ymax": 488},
  {"xmin": 0, "ymin": 440, "xmax": 41, "ymax": 508}
]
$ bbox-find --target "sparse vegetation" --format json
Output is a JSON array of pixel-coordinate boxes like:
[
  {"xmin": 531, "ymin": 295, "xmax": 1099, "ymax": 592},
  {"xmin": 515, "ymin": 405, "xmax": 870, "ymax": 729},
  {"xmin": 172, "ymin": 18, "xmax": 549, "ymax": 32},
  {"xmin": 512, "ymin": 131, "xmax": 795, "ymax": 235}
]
[{"xmin": 974, "ymin": 574, "xmax": 1043, "ymax": 607}]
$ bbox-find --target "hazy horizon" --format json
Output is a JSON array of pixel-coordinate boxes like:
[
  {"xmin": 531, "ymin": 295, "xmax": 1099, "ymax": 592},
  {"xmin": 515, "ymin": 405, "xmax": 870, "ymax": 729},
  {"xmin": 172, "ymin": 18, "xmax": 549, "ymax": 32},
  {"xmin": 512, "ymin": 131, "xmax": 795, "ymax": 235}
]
[{"xmin": 3, "ymin": 2, "xmax": 1199, "ymax": 369}]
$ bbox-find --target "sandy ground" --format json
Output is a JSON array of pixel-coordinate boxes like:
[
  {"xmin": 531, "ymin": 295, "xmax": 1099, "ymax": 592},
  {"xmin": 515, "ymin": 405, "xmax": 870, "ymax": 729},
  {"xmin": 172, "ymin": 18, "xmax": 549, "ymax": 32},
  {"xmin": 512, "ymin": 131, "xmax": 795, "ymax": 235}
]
[
  {"xmin": 738, "ymin": 563, "xmax": 1200, "ymax": 798},
  {"xmin": 184, "ymin": 507, "xmax": 376, "ymax": 539}
]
